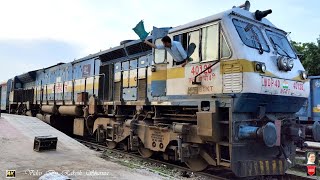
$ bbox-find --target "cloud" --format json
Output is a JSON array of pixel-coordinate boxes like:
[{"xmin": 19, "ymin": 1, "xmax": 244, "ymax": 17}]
[
  {"xmin": 0, "ymin": 39, "xmax": 80, "ymax": 82},
  {"xmin": 0, "ymin": 0, "xmax": 239, "ymax": 55}
]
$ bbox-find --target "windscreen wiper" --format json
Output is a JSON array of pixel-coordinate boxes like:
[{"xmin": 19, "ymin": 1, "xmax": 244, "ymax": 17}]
[
  {"xmin": 270, "ymin": 37, "xmax": 290, "ymax": 57},
  {"xmin": 245, "ymin": 24, "xmax": 263, "ymax": 54},
  {"xmin": 252, "ymin": 30, "xmax": 263, "ymax": 54}
]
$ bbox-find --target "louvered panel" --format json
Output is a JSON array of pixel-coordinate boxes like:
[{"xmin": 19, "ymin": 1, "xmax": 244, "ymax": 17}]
[
  {"xmin": 231, "ymin": 73, "xmax": 242, "ymax": 92},
  {"xmin": 114, "ymin": 82, "xmax": 121, "ymax": 101},
  {"xmin": 223, "ymin": 63, "xmax": 243, "ymax": 93},
  {"xmin": 138, "ymin": 79, "xmax": 146, "ymax": 100}
]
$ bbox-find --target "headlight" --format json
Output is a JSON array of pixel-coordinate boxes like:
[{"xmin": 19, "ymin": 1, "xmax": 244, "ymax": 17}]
[
  {"xmin": 288, "ymin": 59, "xmax": 294, "ymax": 70},
  {"xmin": 278, "ymin": 56, "xmax": 287, "ymax": 70},
  {"xmin": 300, "ymin": 71, "xmax": 307, "ymax": 80},
  {"xmin": 282, "ymin": 59, "xmax": 287, "ymax": 67},
  {"xmin": 277, "ymin": 56, "xmax": 294, "ymax": 71}
]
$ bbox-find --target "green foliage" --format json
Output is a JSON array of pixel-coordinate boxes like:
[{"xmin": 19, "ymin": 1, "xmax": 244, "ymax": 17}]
[{"xmin": 291, "ymin": 36, "xmax": 320, "ymax": 76}]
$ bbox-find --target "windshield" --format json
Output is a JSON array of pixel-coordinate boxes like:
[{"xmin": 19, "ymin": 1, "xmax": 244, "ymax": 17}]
[
  {"xmin": 233, "ymin": 19, "xmax": 270, "ymax": 52},
  {"xmin": 265, "ymin": 30, "xmax": 296, "ymax": 58}
]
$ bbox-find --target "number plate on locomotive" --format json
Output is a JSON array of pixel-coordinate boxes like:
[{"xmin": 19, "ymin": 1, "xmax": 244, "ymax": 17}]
[{"xmin": 261, "ymin": 76, "xmax": 306, "ymax": 96}]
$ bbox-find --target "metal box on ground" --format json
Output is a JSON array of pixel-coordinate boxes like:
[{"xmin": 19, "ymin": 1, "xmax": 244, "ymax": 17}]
[{"xmin": 33, "ymin": 136, "xmax": 58, "ymax": 152}]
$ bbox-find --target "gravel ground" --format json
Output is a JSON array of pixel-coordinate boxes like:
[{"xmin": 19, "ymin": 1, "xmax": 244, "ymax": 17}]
[{"xmin": 100, "ymin": 150, "xmax": 212, "ymax": 180}]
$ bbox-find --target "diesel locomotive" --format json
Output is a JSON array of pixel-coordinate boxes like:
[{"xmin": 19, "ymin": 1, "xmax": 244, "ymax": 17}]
[
  {"xmin": 0, "ymin": 1, "xmax": 316, "ymax": 178},
  {"xmin": 297, "ymin": 76, "xmax": 320, "ymax": 141}
]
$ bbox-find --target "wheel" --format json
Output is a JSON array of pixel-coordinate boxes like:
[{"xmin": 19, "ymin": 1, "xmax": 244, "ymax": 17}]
[
  {"xmin": 138, "ymin": 146, "xmax": 153, "ymax": 158},
  {"xmin": 185, "ymin": 156, "xmax": 208, "ymax": 172},
  {"xmin": 106, "ymin": 141, "xmax": 117, "ymax": 149},
  {"xmin": 85, "ymin": 115, "xmax": 95, "ymax": 136}
]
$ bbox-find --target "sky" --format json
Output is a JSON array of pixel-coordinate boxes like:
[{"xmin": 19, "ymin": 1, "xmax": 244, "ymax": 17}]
[{"xmin": 0, "ymin": 0, "xmax": 319, "ymax": 82}]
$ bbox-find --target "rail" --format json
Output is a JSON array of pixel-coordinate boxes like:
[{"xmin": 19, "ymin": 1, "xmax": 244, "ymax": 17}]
[
  {"xmin": 74, "ymin": 138, "xmax": 229, "ymax": 180},
  {"xmin": 74, "ymin": 138, "xmax": 313, "ymax": 180}
]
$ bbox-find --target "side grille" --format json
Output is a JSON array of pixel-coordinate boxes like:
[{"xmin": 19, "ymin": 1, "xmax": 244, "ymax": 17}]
[
  {"xmin": 138, "ymin": 79, "xmax": 147, "ymax": 100},
  {"xmin": 114, "ymin": 82, "xmax": 121, "ymax": 101},
  {"xmin": 223, "ymin": 63, "xmax": 243, "ymax": 93}
]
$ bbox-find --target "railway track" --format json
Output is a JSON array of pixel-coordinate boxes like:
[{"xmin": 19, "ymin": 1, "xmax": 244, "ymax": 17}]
[
  {"xmin": 74, "ymin": 138, "xmax": 313, "ymax": 180},
  {"xmin": 75, "ymin": 138, "xmax": 229, "ymax": 180},
  {"xmin": 296, "ymin": 141, "xmax": 320, "ymax": 156}
]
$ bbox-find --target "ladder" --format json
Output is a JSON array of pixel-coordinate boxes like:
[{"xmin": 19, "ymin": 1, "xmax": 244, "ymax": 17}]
[{"xmin": 216, "ymin": 106, "xmax": 232, "ymax": 167}]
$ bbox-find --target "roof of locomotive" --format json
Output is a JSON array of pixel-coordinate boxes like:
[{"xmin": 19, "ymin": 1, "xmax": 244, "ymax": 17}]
[
  {"xmin": 12, "ymin": 62, "xmax": 65, "ymax": 82},
  {"xmin": 308, "ymin": 76, "xmax": 320, "ymax": 79},
  {"xmin": 73, "ymin": 37, "xmax": 152, "ymax": 64},
  {"xmin": 75, "ymin": 7, "xmax": 282, "ymax": 64},
  {"xmin": 169, "ymin": 7, "xmax": 277, "ymax": 34}
]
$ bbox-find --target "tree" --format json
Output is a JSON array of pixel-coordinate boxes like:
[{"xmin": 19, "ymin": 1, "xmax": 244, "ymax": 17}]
[{"xmin": 291, "ymin": 36, "xmax": 320, "ymax": 76}]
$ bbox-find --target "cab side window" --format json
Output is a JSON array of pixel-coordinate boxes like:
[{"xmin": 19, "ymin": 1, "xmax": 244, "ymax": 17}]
[
  {"xmin": 201, "ymin": 25, "xmax": 219, "ymax": 62},
  {"xmin": 154, "ymin": 39, "xmax": 166, "ymax": 64},
  {"xmin": 172, "ymin": 32, "xmax": 200, "ymax": 64},
  {"xmin": 173, "ymin": 34, "xmax": 188, "ymax": 50},
  {"xmin": 221, "ymin": 31, "xmax": 231, "ymax": 58},
  {"xmin": 188, "ymin": 30, "xmax": 200, "ymax": 63},
  {"xmin": 163, "ymin": 22, "xmax": 231, "ymax": 66}
]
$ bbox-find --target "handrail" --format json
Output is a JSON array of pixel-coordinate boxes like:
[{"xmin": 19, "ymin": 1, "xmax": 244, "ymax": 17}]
[{"xmin": 192, "ymin": 60, "xmax": 219, "ymax": 85}]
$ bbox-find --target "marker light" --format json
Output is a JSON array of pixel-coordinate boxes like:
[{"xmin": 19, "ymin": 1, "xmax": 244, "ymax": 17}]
[
  {"xmin": 261, "ymin": 63, "xmax": 266, "ymax": 73},
  {"xmin": 300, "ymin": 71, "xmax": 307, "ymax": 80},
  {"xmin": 255, "ymin": 61, "xmax": 266, "ymax": 73}
]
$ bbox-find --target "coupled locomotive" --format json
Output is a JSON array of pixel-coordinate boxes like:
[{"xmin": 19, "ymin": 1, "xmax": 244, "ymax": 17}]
[
  {"xmin": 297, "ymin": 76, "xmax": 320, "ymax": 141},
  {"xmin": 0, "ymin": 1, "xmax": 316, "ymax": 178}
]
